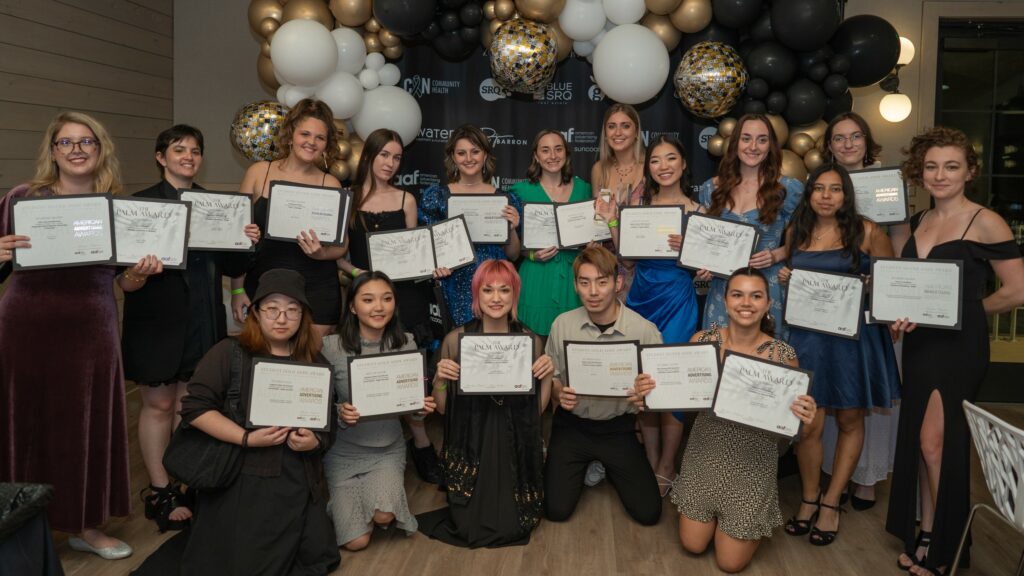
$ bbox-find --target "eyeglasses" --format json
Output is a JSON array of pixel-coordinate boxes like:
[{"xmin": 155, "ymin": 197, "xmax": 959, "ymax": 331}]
[
  {"xmin": 831, "ymin": 133, "xmax": 864, "ymax": 146},
  {"xmin": 53, "ymin": 138, "xmax": 99, "ymax": 153},
  {"xmin": 258, "ymin": 306, "xmax": 303, "ymax": 320}
]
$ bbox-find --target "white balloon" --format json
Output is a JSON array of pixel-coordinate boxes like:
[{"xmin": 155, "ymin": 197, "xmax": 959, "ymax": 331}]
[
  {"xmin": 364, "ymin": 52, "xmax": 386, "ymax": 71},
  {"xmin": 315, "ymin": 72, "xmax": 365, "ymax": 119},
  {"xmin": 282, "ymin": 84, "xmax": 316, "ymax": 108},
  {"xmin": 353, "ymin": 86, "xmax": 422, "ymax": 145},
  {"xmin": 558, "ymin": 0, "xmax": 606, "ymax": 41},
  {"xmin": 270, "ymin": 19, "xmax": 337, "ymax": 86},
  {"xmin": 276, "ymin": 84, "xmax": 291, "ymax": 104},
  {"xmin": 573, "ymin": 40, "xmax": 595, "ymax": 57},
  {"xmin": 358, "ymin": 68, "xmax": 380, "ymax": 90},
  {"xmin": 331, "ymin": 27, "xmax": 367, "ymax": 75},
  {"xmin": 591, "ymin": 25, "xmax": 608, "ymax": 46},
  {"xmin": 603, "ymin": 0, "xmax": 645, "ymax": 25},
  {"xmin": 378, "ymin": 63, "xmax": 401, "ymax": 87},
  {"xmin": 592, "ymin": 24, "xmax": 670, "ymax": 104}
]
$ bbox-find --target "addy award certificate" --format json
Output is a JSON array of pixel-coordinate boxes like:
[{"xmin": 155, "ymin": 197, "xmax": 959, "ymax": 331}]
[
  {"xmin": 713, "ymin": 351, "xmax": 812, "ymax": 439},
  {"xmin": 563, "ymin": 340, "xmax": 640, "ymax": 397},
  {"xmin": 179, "ymin": 189, "xmax": 253, "ymax": 251},
  {"xmin": 678, "ymin": 213, "xmax": 758, "ymax": 278},
  {"xmin": 347, "ymin": 350, "xmax": 426, "ymax": 418},
  {"xmin": 554, "ymin": 199, "xmax": 612, "ymax": 248},
  {"xmin": 11, "ymin": 194, "xmax": 114, "ymax": 269},
  {"xmin": 618, "ymin": 206, "xmax": 683, "ymax": 259},
  {"xmin": 366, "ymin": 227, "xmax": 436, "ymax": 281},
  {"xmin": 522, "ymin": 203, "xmax": 559, "ymax": 250},
  {"xmin": 266, "ymin": 180, "xmax": 351, "ymax": 245},
  {"xmin": 447, "ymin": 194, "xmax": 510, "ymax": 244},
  {"xmin": 458, "ymin": 334, "xmax": 534, "ymax": 395},
  {"xmin": 430, "ymin": 215, "xmax": 476, "ymax": 271},
  {"xmin": 247, "ymin": 358, "xmax": 333, "ymax": 431},
  {"xmin": 783, "ymin": 268, "xmax": 865, "ymax": 339},
  {"xmin": 640, "ymin": 343, "xmax": 720, "ymax": 411},
  {"xmin": 870, "ymin": 258, "xmax": 962, "ymax": 330},
  {"xmin": 112, "ymin": 197, "xmax": 191, "ymax": 269},
  {"xmin": 849, "ymin": 167, "xmax": 909, "ymax": 225}
]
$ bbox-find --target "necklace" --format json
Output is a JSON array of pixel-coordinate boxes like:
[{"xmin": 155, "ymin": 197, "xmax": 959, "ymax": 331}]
[
  {"xmin": 813, "ymin": 226, "xmax": 838, "ymax": 241},
  {"xmin": 613, "ymin": 161, "xmax": 636, "ymax": 179}
]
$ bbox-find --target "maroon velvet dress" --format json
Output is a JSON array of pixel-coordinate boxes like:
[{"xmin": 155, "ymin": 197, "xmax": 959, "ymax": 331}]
[{"xmin": 0, "ymin": 184, "xmax": 131, "ymax": 533}]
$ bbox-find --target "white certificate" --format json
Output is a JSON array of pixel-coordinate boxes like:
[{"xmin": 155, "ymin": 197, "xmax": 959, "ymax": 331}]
[
  {"xmin": 458, "ymin": 334, "xmax": 535, "ymax": 395},
  {"xmin": 640, "ymin": 343, "xmax": 720, "ymax": 411},
  {"xmin": 554, "ymin": 199, "xmax": 612, "ymax": 248},
  {"xmin": 112, "ymin": 197, "xmax": 190, "ymax": 269},
  {"xmin": 563, "ymin": 340, "xmax": 640, "ymax": 397},
  {"xmin": 618, "ymin": 206, "xmax": 683, "ymax": 259},
  {"xmin": 347, "ymin": 350, "xmax": 425, "ymax": 418},
  {"xmin": 11, "ymin": 195, "xmax": 114, "ymax": 269},
  {"xmin": 784, "ymin": 268, "xmax": 865, "ymax": 339},
  {"xmin": 367, "ymin": 227, "xmax": 436, "ymax": 281},
  {"xmin": 870, "ymin": 258, "xmax": 963, "ymax": 330},
  {"xmin": 247, "ymin": 358, "xmax": 333, "ymax": 431},
  {"xmin": 447, "ymin": 194, "xmax": 510, "ymax": 244},
  {"xmin": 713, "ymin": 351, "xmax": 811, "ymax": 438},
  {"xmin": 431, "ymin": 215, "xmax": 476, "ymax": 271},
  {"xmin": 678, "ymin": 213, "xmax": 759, "ymax": 278},
  {"xmin": 522, "ymin": 203, "xmax": 559, "ymax": 250},
  {"xmin": 266, "ymin": 180, "xmax": 350, "ymax": 245},
  {"xmin": 179, "ymin": 190, "xmax": 252, "ymax": 251},
  {"xmin": 850, "ymin": 167, "xmax": 909, "ymax": 225}
]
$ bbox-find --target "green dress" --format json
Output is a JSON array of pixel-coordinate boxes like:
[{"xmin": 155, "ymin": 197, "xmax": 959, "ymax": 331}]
[{"xmin": 512, "ymin": 176, "xmax": 592, "ymax": 336}]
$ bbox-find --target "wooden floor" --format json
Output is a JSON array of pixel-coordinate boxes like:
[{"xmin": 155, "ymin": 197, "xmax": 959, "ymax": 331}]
[{"xmin": 57, "ymin": 388, "xmax": 1024, "ymax": 576}]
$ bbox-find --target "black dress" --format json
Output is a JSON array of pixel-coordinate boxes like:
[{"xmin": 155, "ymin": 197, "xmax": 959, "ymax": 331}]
[{"xmin": 885, "ymin": 209, "xmax": 1021, "ymax": 571}]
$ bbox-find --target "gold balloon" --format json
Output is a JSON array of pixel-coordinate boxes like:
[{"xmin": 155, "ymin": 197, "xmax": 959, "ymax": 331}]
[
  {"xmin": 674, "ymin": 41, "xmax": 747, "ymax": 118},
  {"xmin": 364, "ymin": 32, "xmax": 382, "ymax": 53},
  {"xmin": 329, "ymin": 160, "xmax": 351, "ymax": 182},
  {"xmin": 765, "ymin": 114, "xmax": 789, "ymax": 146},
  {"xmin": 646, "ymin": 0, "xmax": 683, "ymax": 15},
  {"xmin": 718, "ymin": 117, "xmax": 737, "ymax": 138},
  {"xmin": 260, "ymin": 40, "xmax": 272, "ymax": 58},
  {"xmin": 248, "ymin": 0, "xmax": 283, "ymax": 34},
  {"xmin": 804, "ymin": 149, "xmax": 824, "ymax": 171},
  {"xmin": 337, "ymin": 139, "xmax": 352, "ymax": 160},
  {"xmin": 347, "ymin": 138, "xmax": 364, "ymax": 175},
  {"xmin": 383, "ymin": 44, "xmax": 404, "ymax": 59},
  {"xmin": 231, "ymin": 100, "xmax": 288, "ymax": 161},
  {"xmin": 707, "ymin": 135, "xmax": 725, "ymax": 157},
  {"xmin": 490, "ymin": 18, "xmax": 558, "ymax": 94},
  {"xmin": 670, "ymin": 0, "xmax": 712, "ymax": 34},
  {"xmin": 484, "ymin": 1, "xmax": 496, "ymax": 20},
  {"xmin": 329, "ymin": 0, "xmax": 372, "ymax": 27},
  {"xmin": 790, "ymin": 119, "xmax": 828, "ymax": 144},
  {"xmin": 515, "ymin": 0, "xmax": 565, "ymax": 23},
  {"xmin": 494, "ymin": 0, "xmax": 516, "ymax": 21},
  {"xmin": 721, "ymin": 135, "xmax": 731, "ymax": 153},
  {"xmin": 781, "ymin": 149, "xmax": 808, "ymax": 181},
  {"xmin": 547, "ymin": 21, "xmax": 572, "ymax": 61},
  {"xmin": 481, "ymin": 22, "xmax": 494, "ymax": 48},
  {"xmin": 282, "ymin": 0, "xmax": 334, "ymax": 28},
  {"xmin": 364, "ymin": 17, "xmax": 381, "ymax": 33},
  {"xmin": 333, "ymin": 119, "xmax": 351, "ymax": 140},
  {"xmin": 641, "ymin": 13, "xmax": 681, "ymax": 51},
  {"xmin": 258, "ymin": 16, "xmax": 280, "ymax": 38},
  {"xmin": 788, "ymin": 133, "xmax": 815, "ymax": 157},
  {"xmin": 489, "ymin": 18, "xmax": 504, "ymax": 34},
  {"xmin": 379, "ymin": 29, "xmax": 401, "ymax": 48},
  {"xmin": 256, "ymin": 54, "xmax": 280, "ymax": 90}
]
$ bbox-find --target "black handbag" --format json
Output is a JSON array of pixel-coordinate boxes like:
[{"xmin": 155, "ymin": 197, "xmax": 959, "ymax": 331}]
[{"xmin": 163, "ymin": 340, "xmax": 245, "ymax": 490}]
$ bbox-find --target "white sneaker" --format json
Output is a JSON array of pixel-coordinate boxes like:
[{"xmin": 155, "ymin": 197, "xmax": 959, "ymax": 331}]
[
  {"xmin": 584, "ymin": 461, "xmax": 606, "ymax": 487},
  {"xmin": 68, "ymin": 536, "xmax": 133, "ymax": 560}
]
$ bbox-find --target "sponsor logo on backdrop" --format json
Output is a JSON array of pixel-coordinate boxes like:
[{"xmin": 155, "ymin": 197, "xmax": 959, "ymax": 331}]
[
  {"xmin": 698, "ymin": 126, "xmax": 718, "ymax": 150},
  {"xmin": 403, "ymin": 75, "xmax": 462, "ymax": 98},
  {"xmin": 481, "ymin": 127, "xmax": 528, "ymax": 147},
  {"xmin": 479, "ymin": 78, "xmax": 509, "ymax": 102},
  {"xmin": 396, "ymin": 170, "xmax": 440, "ymax": 188},
  {"xmin": 561, "ymin": 128, "xmax": 600, "ymax": 153},
  {"xmin": 532, "ymin": 81, "xmax": 574, "ymax": 104},
  {"xmin": 418, "ymin": 127, "xmax": 455, "ymax": 144},
  {"xmin": 639, "ymin": 130, "xmax": 681, "ymax": 147},
  {"xmin": 492, "ymin": 175, "xmax": 528, "ymax": 190}
]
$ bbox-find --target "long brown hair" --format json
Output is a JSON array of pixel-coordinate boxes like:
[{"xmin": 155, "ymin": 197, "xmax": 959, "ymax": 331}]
[
  {"xmin": 350, "ymin": 128, "xmax": 403, "ymax": 222},
  {"xmin": 238, "ymin": 301, "xmax": 321, "ymax": 362},
  {"xmin": 274, "ymin": 98, "xmax": 340, "ymax": 170},
  {"xmin": 29, "ymin": 111, "xmax": 123, "ymax": 196},
  {"xmin": 526, "ymin": 129, "xmax": 573, "ymax": 185},
  {"xmin": 707, "ymin": 114, "xmax": 784, "ymax": 225}
]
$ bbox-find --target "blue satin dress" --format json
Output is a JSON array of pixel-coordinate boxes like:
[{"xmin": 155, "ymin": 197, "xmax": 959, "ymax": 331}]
[{"xmin": 625, "ymin": 259, "xmax": 699, "ymax": 345}]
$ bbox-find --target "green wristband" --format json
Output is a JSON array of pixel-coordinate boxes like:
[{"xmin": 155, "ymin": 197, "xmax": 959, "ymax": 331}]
[
  {"xmin": 350, "ymin": 267, "xmax": 362, "ymax": 278},
  {"xmin": 230, "ymin": 287, "xmax": 245, "ymax": 295},
  {"xmin": 607, "ymin": 219, "xmax": 619, "ymax": 228}
]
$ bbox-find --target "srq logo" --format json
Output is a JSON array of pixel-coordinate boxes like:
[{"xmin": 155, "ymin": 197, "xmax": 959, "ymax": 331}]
[
  {"xmin": 534, "ymin": 82, "xmax": 574, "ymax": 103},
  {"xmin": 698, "ymin": 127, "xmax": 718, "ymax": 150},
  {"xmin": 479, "ymin": 78, "xmax": 508, "ymax": 102}
]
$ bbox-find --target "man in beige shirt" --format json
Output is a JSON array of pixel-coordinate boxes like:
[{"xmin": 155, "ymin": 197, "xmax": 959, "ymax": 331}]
[{"xmin": 544, "ymin": 246, "xmax": 663, "ymax": 526}]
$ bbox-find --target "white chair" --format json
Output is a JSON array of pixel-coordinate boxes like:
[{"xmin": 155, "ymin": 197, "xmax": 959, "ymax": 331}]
[{"xmin": 952, "ymin": 401, "xmax": 1024, "ymax": 575}]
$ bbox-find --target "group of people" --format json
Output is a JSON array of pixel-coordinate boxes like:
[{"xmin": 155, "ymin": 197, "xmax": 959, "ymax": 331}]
[{"xmin": 1, "ymin": 99, "xmax": 1023, "ymax": 576}]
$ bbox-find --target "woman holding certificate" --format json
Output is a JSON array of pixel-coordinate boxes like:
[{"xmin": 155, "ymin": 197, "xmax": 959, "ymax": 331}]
[
  {"xmin": 777, "ymin": 164, "xmax": 900, "ymax": 546},
  {"xmin": 0, "ymin": 112, "xmax": 163, "ymax": 559},
  {"xmin": 233, "ymin": 98, "xmax": 345, "ymax": 338},
  {"xmin": 698, "ymin": 114, "xmax": 804, "ymax": 339},
  {"xmin": 513, "ymin": 129, "xmax": 592, "ymax": 337},
  {"xmin": 886, "ymin": 127, "xmax": 1024, "ymax": 575},
  {"xmin": 418, "ymin": 260, "xmax": 553, "ymax": 548},
  {"xmin": 418, "ymin": 124, "xmax": 523, "ymax": 327},
  {"xmin": 179, "ymin": 269, "xmax": 339, "ymax": 574}
]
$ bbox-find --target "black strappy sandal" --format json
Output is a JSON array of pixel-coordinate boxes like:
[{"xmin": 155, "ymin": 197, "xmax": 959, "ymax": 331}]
[
  {"xmin": 142, "ymin": 483, "xmax": 191, "ymax": 533},
  {"xmin": 784, "ymin": 492, "xmax": 821, "ymax": 536},
  {"xmin": 897, "ymin": 530, "xmax": 931, "ymax": 571},
  {"xmin": 809, "ymin": 501, "xmax": 845, "ymax": 546}
]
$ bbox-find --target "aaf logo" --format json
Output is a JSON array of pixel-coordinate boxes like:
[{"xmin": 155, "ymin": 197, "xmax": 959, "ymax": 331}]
[
  {"xmin": 560, "ymin": 128, "xmax": 599, "ymax": 153},
  {"xmin": 479, "ymin": 78, "xmax": 509, "ymax": 102},
  {"xmin": 698, "ymin": 126, "xmax": 718, "ymax": 150},
  {"xmin": 403, "ymin": 75, "xmax": 462, "ymax": 98},
  {"xmin": 480, "ymin": 127, "xmax": 528, "ymax": 147},
  {"xmin": 394, "ymin": 170, "xmax": 420, "ymax": 186}
]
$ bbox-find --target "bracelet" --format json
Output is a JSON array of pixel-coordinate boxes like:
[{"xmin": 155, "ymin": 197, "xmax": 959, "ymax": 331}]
[
  {"xmin": 434, "ymin": 380, "xmax": 448, "ymax": 392},
  {"xmin": 528, "ymin": 250, "xmax": 536, "ymax": 262},
  {"xmin": 241, "ymin": 430, "xmax": 251, "ymax": 448},
  {"xmin": 607, "ymin": 219, "xmax": 619, "ymax": 228},
  {"xmin": 350, "ymin": 267, "xmax": 361, "ymax": 278},
  {"xmin": 121, "ymin": 270, "xmax": 144, "ymax": 283},
  {"xmin": 230, "ymin": 287, "xmax": 245, "ymax": 295}
]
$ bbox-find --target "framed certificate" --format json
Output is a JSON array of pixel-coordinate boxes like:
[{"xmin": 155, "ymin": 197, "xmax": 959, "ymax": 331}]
[
  {"xmin": 783, "ymin": 268, "xmax": 865, "ymax": 339},
  {"xmin": 179, "ymin": 189, "xmax": 253, "ymax": 251},
  {"xmin": 522, "ymin": 203, "xmax": 559, "ymax": 250},
  {"xmin": 869, "ymin": 258, "xmax": 963, "ymax": 330},
  {"xmin": 367, "ymin": 227, "xmax": 436, "ymax": 281},
  {"xmin": 112, "ymin": 197, "xmax": 191, "ymax": 269},
  {"xmin": 712, "ymin": 351, "xmax": 812, "ymax": 439},
  {"xmin": 618, "ymin": 206, "xmax": 683, "ymax": 259},
  {"xmin": 554, "ymin": 199, "xmax": 612, "ymax": 248},
  {"xmin": 458, "ymin": 333, "xmax": 535, "ymax": 395},
  {"xmin": 246, "ymin": 358, "xmax": 333, "ymax": 431},
  {"xmin": 640, "ymin": 343, "xmax": 720, "ymax": 411},
  {"xmin": 431, "ymin": 215, "xmax": 476, "ymax": 272},
  {"xmin": 347, "ymin": 350, "xmax": 426, "ymax": 418},
  {"xmin": 678, "ymin": 213, "xmax": 759, "ymax": 278},
  {"xmin": 265, "ymin": 180, "xmax": 351, "ymax": 246},
  {"xmin": 563, "ymin": 340, "xmax": 640, "ymax": 397},
  {"xmin": 11, "ymin": 194, "xmax": 114, "ymax": 270},
  {"xmin": 447, "ymin": 194, "xmax": 510, "ymax": 244},
  {"xmin": 850, "ymin": 167, "xmax": 909, "ymax": 225}
]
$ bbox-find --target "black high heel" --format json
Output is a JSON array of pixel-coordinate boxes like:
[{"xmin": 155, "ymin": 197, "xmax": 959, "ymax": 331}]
[
  {"xmin": 784, "ymin": 492, "xmax": 821, "ymax": 536},
  {"xmin": 141, "ymin": 483, "xmax": 190, "ymax": 533},
  {"xmin": 809, "ymin": 501, "xmax": 845, "ymax": 546},
  {"xmin": 897, "ymin": 530, "xmax": 931, "ymax": 571}
]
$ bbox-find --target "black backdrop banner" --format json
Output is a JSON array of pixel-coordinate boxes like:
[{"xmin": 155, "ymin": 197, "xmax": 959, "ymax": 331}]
[{"xmin": 394, "ymin": 44, "xmax": 721, "ymax": 195}]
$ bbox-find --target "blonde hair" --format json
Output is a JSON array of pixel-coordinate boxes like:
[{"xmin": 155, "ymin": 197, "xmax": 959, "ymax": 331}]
[
  {"xmin": 596, "ymin": 104, "xmax": 644, "ymax": 189},
  {"xmin": 29, "ymin": 111, "xmax": 123, "ymax": 196}
]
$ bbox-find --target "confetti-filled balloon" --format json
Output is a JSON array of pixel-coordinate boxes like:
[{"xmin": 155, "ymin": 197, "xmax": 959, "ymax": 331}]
[
  {"xmin": 489, "ymin": 19, "xmax": 558, "ymax": 94},
  {"xmin": 230, "ymin": 101, "xmax": 288, "ymax": 161},
  {"xmin": 673, "ymin": 41, "xmax": 748, "ymax": 119}
]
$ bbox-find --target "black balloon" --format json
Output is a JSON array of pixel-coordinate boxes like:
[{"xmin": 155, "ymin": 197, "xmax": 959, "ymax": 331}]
[
  {"xmin": 712, "ymin": 0, "xmax": 762, "ymax": 29},
  {"xmin": 828, "ymin": 53, "xmax": 851, "ymax": 74},
  {"xmin": 440, "ymin": 11, "xmax": 461, "ymax": 32},
  {"xmin": 808, "ymin": 62, "xmax": 829, "ymax": 83},
  {"xmin": 440, "ymin": 0, "xmax": 466, "ymax": 7},
  {"xmin": 743, "ymin": 99, "xmax": 768, "ymax": 115},
  {"xmin": 744, "ymin": 41, "xmax": 797, "ymax": 89},
  {"xmin": 373, "ymin": 0, "xmax": 438, "ymax": 37},
  {"xmin": 433, "ymin": 29, "xmax": 474, "ymax": 60},
  {"xmin": 823, "ymin": 90, "xmax": 854, "ymax": 121},
  {"xmin": 799, "ymin": 47, "xmax": 831, "ymax": 72},
  {"xmin": 746, "ymin": 77, "xmax": 770, "ymax": 99},
  {"xmin": 749, "ymin": 9, "xmax": 774, "ymax": 42},
  {"xmin": 784, "ymin": 78, "xmax": 826, "ymax": 125},
  {"xmin": 680, "ymin": 21, "xmax": 740, "ymax": 52},
  {"xmin": 422, "ymin": 20, "xmax": 441, "ymax": 40},
  {"xmin": 460, "ymin": 2, "xmax": 483, "ymax": 26},
  {"xmin": 460, "ymin": 25, "xmax": 480, "ymax": 44},
  {"xmin": 766, "ymin": 91, "xmax": 787, "ymax": 114},
  {"xmin": 830, "ymin": 15, "xmax": 900, "ymax": 87},
  {"xmin": 737, "ymin": 39, "xmax": 756, "ymax": 61},
  {"xmin": 771, "ymin": 0, "xmax": 840, "ymax": 52},
  {"xmin": 823, "ymin": 74, "xmax": 849, "ymax": 98}
]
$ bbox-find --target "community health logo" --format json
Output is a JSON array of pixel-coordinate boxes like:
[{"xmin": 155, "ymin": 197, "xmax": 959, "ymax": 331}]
[
  {"xmin": 639, "ymin": 130, "xmax": 681, "ymax": 147},
  {"xmin": 479, "ymin": 78, "xmax": 509, "ymax": 102},
  {"xmin": 403, "ymin": 75, "xmax": 462, "ymax": 98}
]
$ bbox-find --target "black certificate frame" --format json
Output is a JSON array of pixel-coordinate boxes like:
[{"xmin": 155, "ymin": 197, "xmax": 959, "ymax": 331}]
[
  {"xmin": 562, "ymin": 339, "xmax": 641, "ymax": 397},
  {"xmin": 617, "ymin": 205, "xmax": 684, "ymax": 260},
  {"xmin": 868, "ymin": 257, "xmax": 964, "ymax": 330},
  {"xmin": 456, "ymin": 333, "xmax": 536, "ymax": 396},
  {"xmin": 782, "ymin": 267, "xmax": 866, "ymax": 340},
  {"xmin": 430, "ymin": 214, "xmax": 477, "ymax": 273},
  {"xmin": 177, "ymin": 189, "xmax": 255, "ymax": 253},
  {"xmin": 446, "ymin": 193, "xmax": 511, "ymax": 245},
  {"xmin": 246, "ymin": 357, "xmax": 334, "ymax": 432},
  {"xmin": 111, "ymin": 196, "xmax": 192, "ymax": 270},
  {"xmin": 521, "ymin": 202, "xmax": 560, "ymax": 250},
  {"xmin": 849, "ymin": 166, "xmax": 910, "ymax": 225},
  {"xmin": 265, "ymin": 180, "xmax": 352, "ymax": 246},
  {"xmin": 346, "ymin": 349, "xmax": 427, "ymax": 419},
  {"xmin": 554, "ymin": 198, "xmax": 610, "ymax": 249},
  {"xmin": 711, "ymin": 350, "xmax": 813, "ymax": 440},
  {"xmin": 676, "ymin": 212, "xmax": 760, "ymax": 279},
  {"xmin": 639, "ymin": 341, "xmax": 721, "ymax": 412},
  {"xmin": 10, "ymin": 193, "xmax": 116, "ymax": 270},
  {"xmin": 366, "ymin": 226, "xmax": 437, "ymax": 282}
]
